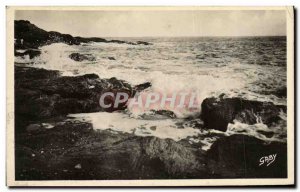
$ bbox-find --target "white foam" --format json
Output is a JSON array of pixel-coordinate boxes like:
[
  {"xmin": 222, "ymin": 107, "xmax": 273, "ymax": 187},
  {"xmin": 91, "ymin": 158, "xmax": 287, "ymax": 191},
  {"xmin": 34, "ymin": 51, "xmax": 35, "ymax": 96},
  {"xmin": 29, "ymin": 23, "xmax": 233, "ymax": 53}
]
[
  {"xmin": 227, "ymin": 119, "xmax": 287, "ymax": 143},
  {"xmin": 68, "ymin": 112, "xmax": 201, "ymax": 141}
]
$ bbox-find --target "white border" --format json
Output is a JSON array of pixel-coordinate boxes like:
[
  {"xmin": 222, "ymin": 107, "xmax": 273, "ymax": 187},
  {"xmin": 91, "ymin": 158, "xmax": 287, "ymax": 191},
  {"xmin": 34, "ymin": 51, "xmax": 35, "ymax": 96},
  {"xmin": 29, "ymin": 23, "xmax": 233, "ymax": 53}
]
[{"xmin": 6, "ymin": 6, "xmax": 295, "ymax": 187}]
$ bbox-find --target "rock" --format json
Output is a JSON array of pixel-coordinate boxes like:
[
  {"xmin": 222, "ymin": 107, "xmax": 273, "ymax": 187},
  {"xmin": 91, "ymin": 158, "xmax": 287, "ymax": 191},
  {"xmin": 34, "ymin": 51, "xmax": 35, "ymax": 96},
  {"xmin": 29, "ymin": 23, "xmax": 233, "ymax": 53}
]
[
  {"xmin": 200, "ymin": 96, "xmax": 282, "ymax": 132},
  {"xmin": 272, "ymin": 87, "xmax": 287, "ymax": 98},
  {"xmin": 26, "ymin": 124, "xmax": 42, "ymax": 132},
  {"xmin": 15, "ymin": 49, "xmax": 41, "ymax": 59},
  {"xmin": 15, "ymin": 121, "xmax": 208, "ymax": 180},
  {"xmin": 14, "ymin": 20, "xmax": 151, "ymax": 50},
  {"xmin": 136, "ymin": 41, "xmax": 152, "ymax": 45},
  {"xmin": 133, "ymin": 82, "xmax": 151, "ymax": 93},
  {"xmin": 15, "ymin": 66, "xmax": 150, "ymax": 120},
  {"xmin": 14, "ymin": 20, "xmax": 80, "ymax": 49},
  {"xmin": 69, "ymin": 53, "xmax": 96, "ymax": 62},
  {"xmin": 151, "ymin": 110, "xmax": 177, "ymax": 118},
  {"xmin": 107, "ymin": 57, "xmax": 116, "ymax": 60},
  {"xmin": 207, "ymin": 135, "xmax": 287, "ymax": 178},
  {"xmin": 139, "ymin": 110, "xmax": 177, "ymax": 120},
  {"xmin": 74, "ymin": 36, "xmax": 107, "ymax": 43},
  {"xmin": 15, "ymin": 20, "xmax": 52, "ymax": 49}
]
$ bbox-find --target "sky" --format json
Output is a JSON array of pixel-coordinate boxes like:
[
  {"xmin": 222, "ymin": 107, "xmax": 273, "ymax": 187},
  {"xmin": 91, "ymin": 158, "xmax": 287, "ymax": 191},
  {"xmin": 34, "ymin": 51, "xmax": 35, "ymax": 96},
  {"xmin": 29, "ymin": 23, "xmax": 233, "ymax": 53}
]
[{"xmin": 15, "ymin": 10, "xmax": 286, "ymax": 37}]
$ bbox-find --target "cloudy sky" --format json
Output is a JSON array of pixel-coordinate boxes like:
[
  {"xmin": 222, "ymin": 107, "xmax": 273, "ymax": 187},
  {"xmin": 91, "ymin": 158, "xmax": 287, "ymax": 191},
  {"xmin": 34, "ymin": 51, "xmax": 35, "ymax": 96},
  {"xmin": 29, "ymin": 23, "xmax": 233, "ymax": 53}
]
[{"xmin": 15, "ymin": 10, "xmax": 286, "ymax": 37}]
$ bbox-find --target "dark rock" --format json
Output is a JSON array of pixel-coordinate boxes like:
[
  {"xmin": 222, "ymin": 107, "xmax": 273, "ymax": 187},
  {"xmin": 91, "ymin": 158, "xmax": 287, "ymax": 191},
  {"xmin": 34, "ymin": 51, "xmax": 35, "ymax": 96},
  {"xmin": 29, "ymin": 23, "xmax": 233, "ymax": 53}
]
[
  {"xmin": 201, "ymin": 96, "xmax": 282, "ymax": 132},
  {"xmin": 139, "ymin": 110, "xmax": 177, "ymax": 120},
  {"xmin": 14, "ymin": 20, "xmax": 80, "ymax": 49},
  {"xmin": 133, "ymin": 82, "xmax": 151, "ymax": 93},
  {"xmin": 15, "ymin": 121, "xmax": 208, "ymax": 180},
  {"xmin": 15, "ymin": 20, "xmax": 51, "ymax": 49},
  {"xmin": 207, "ymin": 135, "xmax": 287, "ymax": 178},
  {"xmin": 15, "ymin": 66, "xmax": 60, "ymax": 80},
  {"xmin": 74, "ymin": 36, "xmax": 107, "ymax": 43},
  {"xmin": 14, "ymin": 20, "xmax": 151, "ymax": 50},
  {"xmin": 151, "ymin": 110, "xmax": 177, "ymax": 118},
  {"xmin": 15, "ymin": 66, "xmax": 149, "ymax": 120},
  {"xmin": 272, "ymin": 87, "xmax": 287, "ymax": 98},
  {"xmin": 107, "ymin": 57, "xmax": 116, "ymax": 60},
  {"xmin": 15, "ymin": 49, "xmax": 41, "ymax": 59},
  {"xmin": 136, "ymin": 41, "xmax": 152, "ymax": 45},
  {"xmin": 26, "ymin": 124, "xmax": 42, "ymax": 132},
  {"xmin": 69, "ymin": 53, "xmax": 96, "ymax": 62}
]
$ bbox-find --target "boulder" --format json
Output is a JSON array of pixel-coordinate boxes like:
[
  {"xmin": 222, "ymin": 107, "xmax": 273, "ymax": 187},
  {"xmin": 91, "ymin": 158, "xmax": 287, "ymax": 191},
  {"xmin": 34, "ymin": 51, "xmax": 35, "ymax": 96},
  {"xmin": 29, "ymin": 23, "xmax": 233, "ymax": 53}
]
[
  {"xmin": 26, "ymin": 124, "xmax": 42, "ymax": 132},
  {"xmin": 15, "ymin": 49, "xmax": 41, "ymax": 59},
  {"xmin": 107, "ymin": 57, "xmax": 116, "ymax": 60},
  {"xmin": 69, "ymin": 53, "xmax": 96, "ymax": 62},
  {"xmin": 207, "ymin": 135, "xmax": 287, "ymax": 178},
  {"xmin": 200, "ymin": 96, "xmax": 283, "ymax": 132}
]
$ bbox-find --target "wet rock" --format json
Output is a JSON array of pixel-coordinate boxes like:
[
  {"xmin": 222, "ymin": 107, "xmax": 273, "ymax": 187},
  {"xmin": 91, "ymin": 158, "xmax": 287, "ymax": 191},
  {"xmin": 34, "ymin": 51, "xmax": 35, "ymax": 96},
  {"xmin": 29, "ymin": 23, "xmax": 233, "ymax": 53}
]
[
  {"xmin": 133, "ymin": 82, "xmax": 151, "ymax": 93},
  {"xmin": 136, "ymin": 41, "xmax": 152, "ymax": 45},
  {"xmin": 272, "ymin": 87, "xmax": 287, "ymax": 98},
  {"xmin": 26, "ymin": 124, "xmax": 42, "ymax": 132},
  {"xmin": 107, "ymin": 57, "xmax": 116, "ymax": 60},
  {"xmin": 140, "ymin": 110, "xmax": 177, "ymax": 120},
  {"xmin": 200, "ymin": 96, "xmax": 282, "ymax": 132},
  {"xmin": 15, "ymin": 20, "xmax": 151, "ymax": 50},
  {"xmin": 69, "ymin": 53, "xmax": 96, "ymax": 62},
  {"xmin": 15, "ymin": 66, "xmax": 149, "ymax": 120},
  {"xmin": 207, "ymin": 135, "xmax": 287, "ymax": 178},
  {"xmin": 14, "ymin": 20, "xmax": 80, "ymax": 49},
  {"xmin": 15, "ymin": 49, "xmax": 41, "ymax": 59},
  {"xmin": 74, "ymin": 36, "xmax": 107, "ymax": 43},
  {"xmin": 15, "ymin": 121, "xmax": 208, "ymax": 180},
  {"xmin": 151, "ymin": 110, "xmax": 177, "ymax": 118}
]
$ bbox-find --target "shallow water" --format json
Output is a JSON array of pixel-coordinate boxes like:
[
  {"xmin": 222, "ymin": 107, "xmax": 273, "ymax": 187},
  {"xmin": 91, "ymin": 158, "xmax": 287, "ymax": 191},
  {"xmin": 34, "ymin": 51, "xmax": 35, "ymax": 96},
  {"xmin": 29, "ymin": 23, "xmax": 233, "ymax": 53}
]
[{"xmin": 15, "ymin": 37, "xmax": 287, "ymax": 149}]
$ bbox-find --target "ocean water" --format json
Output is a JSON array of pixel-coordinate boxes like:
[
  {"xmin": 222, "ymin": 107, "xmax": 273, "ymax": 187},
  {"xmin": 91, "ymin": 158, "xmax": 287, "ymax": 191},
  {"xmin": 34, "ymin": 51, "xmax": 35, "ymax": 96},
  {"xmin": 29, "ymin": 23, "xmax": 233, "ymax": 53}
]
[{"xmin": 15, "ymin": 37, "xmax": 287, "ymax": 150}]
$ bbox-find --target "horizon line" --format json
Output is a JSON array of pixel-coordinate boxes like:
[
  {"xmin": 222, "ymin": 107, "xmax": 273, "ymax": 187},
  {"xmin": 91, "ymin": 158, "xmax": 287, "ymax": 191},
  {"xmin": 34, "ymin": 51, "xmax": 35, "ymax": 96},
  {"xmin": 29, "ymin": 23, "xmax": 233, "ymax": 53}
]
[{"xmin": 95, "ymin": 35, "xmax": 287, "ymax": 38}]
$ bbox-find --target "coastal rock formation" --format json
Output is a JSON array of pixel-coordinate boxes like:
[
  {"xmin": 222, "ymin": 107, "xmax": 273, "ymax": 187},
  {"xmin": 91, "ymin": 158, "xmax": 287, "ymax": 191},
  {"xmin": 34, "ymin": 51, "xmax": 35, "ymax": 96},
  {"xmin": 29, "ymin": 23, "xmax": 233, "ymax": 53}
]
[
  {"xmin": 15, "ymin": 49, "xmax": 41, "ymax": 59},
  {"xmin": 207, "ymin": 135, "xmax": 287, "ymax": 178},
  {"xmin": 15, "ymin": 121, "xmax": 208, "ymax": 180},
  {"xmin": 15, "ymin": 66, "xmax": 151, "ymax": 121},
  {"xmin": 14, "ymin": 20, "xmax": 151, "ymax": 50},
  {"xmin": 136, "ymin": 41, "xmax": 152, "ymax": 45},
  {"xmin": 69, "ymin": 53, "xmax": 96, "ymax": 62},
  {"xmin": 200, "ymin": 96, "xmax": 283, "ymax": 132}
]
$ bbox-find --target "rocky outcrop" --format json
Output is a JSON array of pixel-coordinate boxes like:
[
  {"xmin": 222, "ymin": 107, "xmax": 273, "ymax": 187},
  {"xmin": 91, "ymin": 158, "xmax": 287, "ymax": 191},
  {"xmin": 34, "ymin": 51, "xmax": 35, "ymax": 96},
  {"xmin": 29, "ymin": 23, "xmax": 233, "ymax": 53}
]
[
  {"xmin": 14, "ymin": 20, "xmax": 80, "ymax": 49},
  {"xmin": 14, "ymin": 20, "xmax": 151, "ymax": 50},
  {"xmin": 207, "ymin": 135, "xmax": 287, "ymax": 178},
  {"xmin": 15, "ymin": 121, "xmax": 208, "ymax": 180},
  {"xmin": 200, "ymin": 96, "xmax": 284, "ymax": 132},
  {"xmin": 69, "ymin": 53, "xmax": 96, "ymax": 62},
  {"xmin": 15, "ymin": 49, "xmax": 41, "ymax": 59},
  {"xmin": 15, "ymin": 66, "xmax": 151, "ymax": 121},
  {"xmin": 136, "ymin": 41, "xmax": 152, "ymax": 45}
]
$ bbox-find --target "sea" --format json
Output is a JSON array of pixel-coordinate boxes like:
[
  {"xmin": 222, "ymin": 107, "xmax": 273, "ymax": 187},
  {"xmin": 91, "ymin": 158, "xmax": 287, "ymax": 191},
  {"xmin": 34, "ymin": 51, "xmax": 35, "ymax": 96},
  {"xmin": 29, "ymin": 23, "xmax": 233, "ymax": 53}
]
[{"xmin": 15, "ymin": 36, "xmax": 287, "ymax": 150}]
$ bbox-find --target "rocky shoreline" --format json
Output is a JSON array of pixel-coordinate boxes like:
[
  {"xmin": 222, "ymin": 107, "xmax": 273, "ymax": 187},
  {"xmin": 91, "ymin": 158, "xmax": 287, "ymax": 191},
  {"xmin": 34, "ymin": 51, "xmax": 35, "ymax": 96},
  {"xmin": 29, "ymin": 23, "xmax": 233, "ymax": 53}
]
[
  {"xmin": 15, "ymin": 64, "xmax": 287, "ymax": 180},
  {"xmin": 15, "ymin": 20, "xmax": 152, "ymax": 50},
  {"xmin": 14, "ymin": 19, "xmax": 287, "ymax": 180}
]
